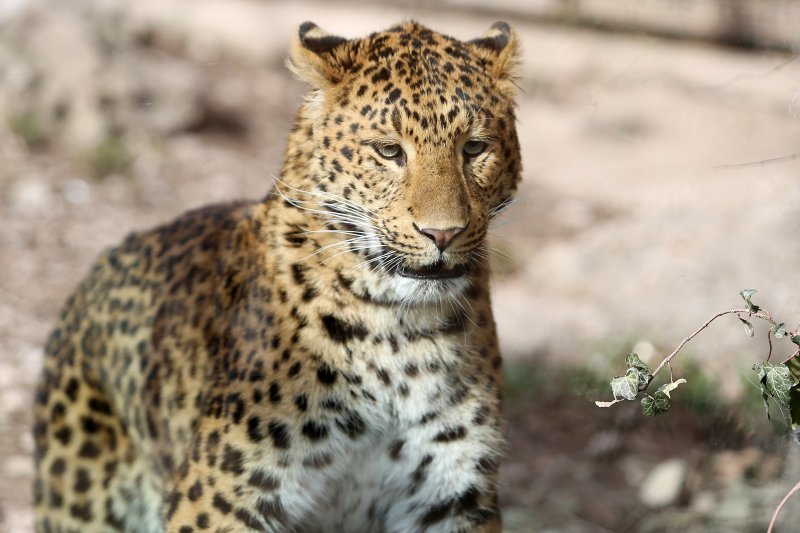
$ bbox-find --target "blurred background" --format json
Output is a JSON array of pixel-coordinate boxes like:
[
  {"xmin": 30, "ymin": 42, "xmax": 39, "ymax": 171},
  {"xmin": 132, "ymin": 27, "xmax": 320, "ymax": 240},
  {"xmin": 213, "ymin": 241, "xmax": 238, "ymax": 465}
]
[{"xmin": 1, "ymin": 0, "xmax": 799, "ymax": 531}]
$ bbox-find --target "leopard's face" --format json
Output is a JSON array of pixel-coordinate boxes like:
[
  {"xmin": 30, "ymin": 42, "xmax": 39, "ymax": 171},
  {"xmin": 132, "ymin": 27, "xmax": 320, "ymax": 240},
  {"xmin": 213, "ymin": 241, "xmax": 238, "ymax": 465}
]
[{"xmin": 286, "ymin": 21, "xmax": 521, "ymax": 303}]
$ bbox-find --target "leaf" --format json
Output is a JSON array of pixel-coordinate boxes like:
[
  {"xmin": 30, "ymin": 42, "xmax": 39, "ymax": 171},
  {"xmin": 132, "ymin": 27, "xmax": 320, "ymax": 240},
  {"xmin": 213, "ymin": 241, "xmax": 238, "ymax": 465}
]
[
  {"xmin": 626, "ymin": 352, "xmax": 649, "ymax": 373},
  {"xmin": 790, "ymin": 384, "xmax": 800, "ymax": 430},
  {"xmin": 753, "ymin": 363, "xmax": 771, "ymax": 419},
  {"xmin": 739, "ymin": 289, "xmax": 760, "ymax": 313},
  {"xmin": 657, "ymin": 378, "xmax": 687, "ymax": 399},
  {"xmin": 641, "ymin": 391, "xmax": 671, "ymax": 416},
  {"xmin": 772, "ymin": 323, "xmax": 787, "ymax": 338},
  {"xmin": 740, "ymin": 289, "xmax": 758, "ymax": 301},
  {"xmin": 625, "ymin": 352, "xmax": 651, "ymax": 388},
  {"xmin": 791, "ymin": 334, "xmax": 800, "ymax": 347},
  {"xmin": 595, "ymin": 399, "xmax": 624, "ymax": 408},
  {"xmin": 611, "ymin": 369, "xmax": 640, "ymax": 401},
  {"xmin": 753, "ymin": 362, "xmax": 793, "ymax": 419},
  {"xmin": 739, "ymin": 317, "xmax": 754, "ymax": 337},
  {"xmin": 764, "ymin": 364, "xmax": 792, "ymax": 408}
]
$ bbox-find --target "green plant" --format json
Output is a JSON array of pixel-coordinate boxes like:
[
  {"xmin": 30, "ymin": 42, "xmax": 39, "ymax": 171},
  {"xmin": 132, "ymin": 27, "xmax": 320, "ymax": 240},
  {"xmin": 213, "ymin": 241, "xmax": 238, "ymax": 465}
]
[
  {"xmin": 594, "ymin": 289, "xmax": 800, "ymax": 531},
  {"xmin": 7, "ymin": 111, "xmax": 48, "ymax": 149},
  {"xmin": 85, "ymin": 138, "xmax": 133, "ymax": 178}
]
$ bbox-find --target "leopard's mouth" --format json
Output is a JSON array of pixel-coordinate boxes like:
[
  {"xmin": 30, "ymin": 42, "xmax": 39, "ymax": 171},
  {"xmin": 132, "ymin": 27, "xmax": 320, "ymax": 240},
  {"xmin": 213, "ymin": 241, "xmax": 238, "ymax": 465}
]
[{"xmin": 396, "ymin": 260, "xmax": 468, "ymax": 280}]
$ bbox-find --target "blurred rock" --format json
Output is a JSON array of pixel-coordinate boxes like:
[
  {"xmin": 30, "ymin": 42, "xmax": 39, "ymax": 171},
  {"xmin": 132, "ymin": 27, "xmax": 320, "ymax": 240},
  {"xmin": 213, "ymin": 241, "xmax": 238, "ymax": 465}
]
[
  {"xmin": 8, "ymin": 177, "xmax": 54, "ymax": 215},
  {"xmin": 640, "ymin": 458, "xmax": 687, "ymax": 507}
]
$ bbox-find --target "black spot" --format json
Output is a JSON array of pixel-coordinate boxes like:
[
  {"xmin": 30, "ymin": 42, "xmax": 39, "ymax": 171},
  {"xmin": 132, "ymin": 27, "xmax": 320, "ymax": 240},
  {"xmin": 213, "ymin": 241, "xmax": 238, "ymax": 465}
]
[
  {"xmin": 80, "ymin": 416, "xmax": 101, "ymax": 434},
  {"xmin": 294, "ymin": 394, "xmax": 308, "ymax": 412},
  {"xmin": 50, "ymin": 458, "xmax": 67, "ymax": 476},
  {"xmin": 196, "ymin": 513, "xmax": 210, "ymax": 529},
  {"xmin": 404, "ymin": 363, "xmax": 419, "ymax": 377},
  {"xmin": 256, "ymin": 496, "xmax": 287, "ymax": 521},
  {"xmin": 235, "ymin": 508, "xmax": 262, "ymax": 530},
  {"xmin": 247, "ymin": 416, "xmax": 264, "ymax": 443},
  {"xmin": 371, "ymin": 67, "xmax": 391, "ymax": 83},
  {"xmin": 70, "ymin": 502, "xmax": 93, "ymax": 522},
  {"xmin": 288, "ymin": 361, "xmax": 302, "ymax": 378},
  {"xmin": 220, "ymin": 444, "xmax": 245, "ymax": 475},
  {"xmin": 88, "ymin": 398, "xmax": 112, "ymax": 415},
  {"xmin": 212, "ymin": 493, "xmax": 232, "ymax": 514},
  {"xmin": 434, "ymin": 426, "xmax": 468, "ymax": 443},
  {"xmin": 320, "ymin": 314, "xmax": 368, "ymax": 344},
  {"xmin": 188, "ymin": 480, "xmax": 203, "ymax": 501},
  {"xmin": 165, "ymin": 490, "xmax": 182, "ymax": 520},
  {"xmin": 388, "ymin": 439, "xmax": 404, "ymax": 460},
  {"xmin": 269, "ymin": 382, "xmax": 282, "ymax": 404},
  {"xmin": 301, "ymin": 420, "xmax": 329, "ymax": 441},
  {"xmin": 268, "ymin": 421, "xmax": 291, "ymax": 449},
  {"xmin": 65, "ymin": 377, "xmax": 80, "ymax": 402},
  {"xmin": 316, "ymin": 362, "xmax": 338, "ymax": 385},
  {"xmin": 248, "ymin": 469, "xmax": 280, "ymax": 491},
  {"xmin": 420, "ymin": 501, "xmax": 452, "ymax": 526},
  {"xmin": 78, "ymin": 441, "xmax": 101, "ymax": 458},
  {"xmin": 290, "ymin": 263, "xmax": 307, "ymax": 285},
  {"xmin": 386, "ymin": 88, "xmax": 402, "ymax": 104},
  {"xmin": 74, "ymin": 468, "xmax": 91, "ymax": 493},
  {"xmin": 335, "ymin": 409, "xmax": 366, "ymax": 439},
  {"xmin": 54, "ymin": 427, "xmax": 72, "ymax": 445},
  {"xmin": 179, "ymin": 526, "xmax": 193, "ymax": 533},
  {"xmin": 375, "ymin": 368, "xmax": 391, "ymax": 386},
  {"xmin": 341, "ymin": 146, "xmax": 353, "ymax": 161}
]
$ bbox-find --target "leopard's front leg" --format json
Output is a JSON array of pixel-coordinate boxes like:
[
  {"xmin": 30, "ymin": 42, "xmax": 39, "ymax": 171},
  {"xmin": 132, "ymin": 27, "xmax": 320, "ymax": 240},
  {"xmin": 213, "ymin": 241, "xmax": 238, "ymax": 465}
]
[{"xmin": 386, "ymin": 392, "xmax": 504, "ymax": 533}]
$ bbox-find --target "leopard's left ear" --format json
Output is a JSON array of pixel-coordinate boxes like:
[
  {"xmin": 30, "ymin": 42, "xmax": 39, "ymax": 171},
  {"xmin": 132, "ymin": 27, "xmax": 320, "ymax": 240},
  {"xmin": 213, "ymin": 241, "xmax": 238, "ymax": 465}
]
[
  {"xmin": 288, "ymin": 22, "xmax": 362, "ymax": 88},
  {"xmin": 469, "ymin": 22, "xmax": 520, "ymax": 89}
]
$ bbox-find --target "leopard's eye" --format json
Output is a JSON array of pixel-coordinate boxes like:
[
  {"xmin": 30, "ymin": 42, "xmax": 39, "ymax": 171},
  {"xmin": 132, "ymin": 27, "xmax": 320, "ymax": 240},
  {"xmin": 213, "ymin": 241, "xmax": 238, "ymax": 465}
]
[
  {"xmin": 463, "ymin": 140, "xmax": 487, "ymax": 158},
  {"xmin": 374, "ymin": 143, "xmax": 404, "ymax": 160}
]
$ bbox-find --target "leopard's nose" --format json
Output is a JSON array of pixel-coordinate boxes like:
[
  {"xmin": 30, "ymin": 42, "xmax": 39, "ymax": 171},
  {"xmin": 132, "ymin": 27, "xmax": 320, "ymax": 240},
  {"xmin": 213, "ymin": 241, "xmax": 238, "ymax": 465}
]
[{"xmin": 416, "ymin": 225, "xmax": 465, "ymax": 251}]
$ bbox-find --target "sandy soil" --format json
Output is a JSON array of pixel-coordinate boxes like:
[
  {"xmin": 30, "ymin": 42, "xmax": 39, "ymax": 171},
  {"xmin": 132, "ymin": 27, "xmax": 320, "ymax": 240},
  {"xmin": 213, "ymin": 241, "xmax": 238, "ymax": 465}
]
[{"xmin": 1, "ymin": 0, "xmax": 800, "ymax": 531}]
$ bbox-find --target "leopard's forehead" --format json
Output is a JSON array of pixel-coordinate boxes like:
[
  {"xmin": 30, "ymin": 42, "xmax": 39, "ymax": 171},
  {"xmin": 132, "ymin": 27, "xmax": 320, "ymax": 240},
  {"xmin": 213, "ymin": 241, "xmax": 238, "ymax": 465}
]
[{"xmin": 352, "ymin": 25, "xmax": 499, "ymax": 97}]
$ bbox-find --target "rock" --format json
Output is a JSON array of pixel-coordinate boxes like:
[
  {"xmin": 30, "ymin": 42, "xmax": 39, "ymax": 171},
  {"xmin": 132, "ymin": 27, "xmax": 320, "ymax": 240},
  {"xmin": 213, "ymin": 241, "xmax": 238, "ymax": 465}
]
[
  {"xmin": 8, "ymin": 177, "xmax": 54, "ymax": 215},
  {"xmin": 639, "ymin": 458, "xmax": 687, "ymax": 507}
]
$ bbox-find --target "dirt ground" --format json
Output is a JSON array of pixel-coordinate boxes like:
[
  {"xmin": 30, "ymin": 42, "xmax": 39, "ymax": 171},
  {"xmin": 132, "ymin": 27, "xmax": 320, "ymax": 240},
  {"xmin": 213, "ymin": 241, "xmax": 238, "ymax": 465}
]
[{"xmin": 1, "ymin": 0, "xmax": 800, "ymax": 531}]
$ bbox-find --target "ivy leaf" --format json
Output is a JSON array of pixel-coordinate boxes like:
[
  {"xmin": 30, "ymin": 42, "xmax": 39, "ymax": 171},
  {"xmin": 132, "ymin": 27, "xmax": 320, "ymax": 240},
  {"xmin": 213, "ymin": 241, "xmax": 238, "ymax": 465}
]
[
  {"xmin": 739, "ymin": 289, "xmax": 760, "ymax": 313},
  {"xmin": 772, "ymin": 323, "xmax": 787, "ymax": 338},
  {"xmin": 641, "ymin": 391, "xmax": 671, "ymax": 416},
  {"xmin": 657, "ymin": 378, "xmax": 687, "ymax": 398},
  {"xmin": 753, "ymin": 363, "xmax": 771, "ymax": 419},
  {"xmin": 625, "ymin": 352, "xmax": 651, "ymax": 388},
  {"xmin": 753, "ymin": 363, "xmax": 793, "ymax": 419},
  {"xmin": 791, "ymin": 334, "xmax": 800, "ymax": 347},
  {"xmin": 611, "ymin": 369, "xmax": 640, "ymax": 401},
  {"xmin": 790, "ymin": 384, "xmax": 800, "ymax": 430},
  {"xmin": 739, "ymin": 317, "xmax": 754, "ymax": 337},
  {"xmin": 764, "ymin": 364, "xmax": 792, "ymax": 408}
]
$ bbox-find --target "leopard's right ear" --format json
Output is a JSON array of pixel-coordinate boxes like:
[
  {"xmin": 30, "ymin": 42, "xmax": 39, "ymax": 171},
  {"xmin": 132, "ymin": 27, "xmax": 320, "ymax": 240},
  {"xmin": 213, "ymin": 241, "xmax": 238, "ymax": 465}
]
[{"xmin": 288, "ymin": 22, "xmax": 362, "ymax": 88}]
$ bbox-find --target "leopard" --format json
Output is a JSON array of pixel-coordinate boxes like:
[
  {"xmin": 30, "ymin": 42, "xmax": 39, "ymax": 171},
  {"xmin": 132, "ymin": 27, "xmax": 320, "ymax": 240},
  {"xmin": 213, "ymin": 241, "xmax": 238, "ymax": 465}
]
[{"xmin": 32, "ymin": 19, "xmax": 522, "ymax": 533}]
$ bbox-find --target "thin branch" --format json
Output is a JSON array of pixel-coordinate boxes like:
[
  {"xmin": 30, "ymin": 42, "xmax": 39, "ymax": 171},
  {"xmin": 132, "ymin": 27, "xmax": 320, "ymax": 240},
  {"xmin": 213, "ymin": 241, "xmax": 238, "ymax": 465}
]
[
  {"xmin": 647, "ymin": 308, "xmax": 757, "ymax": 386},
  {"xmin": 715, "ymin": 152, "xmax": 800, "ymax": 170},
  {"xmin": 768, "ymin": 480, "xmax": 800, "ymax": 533},
  {"xmin": 766, "ymin": 329, "xmax": 773, "ymax": 363}
]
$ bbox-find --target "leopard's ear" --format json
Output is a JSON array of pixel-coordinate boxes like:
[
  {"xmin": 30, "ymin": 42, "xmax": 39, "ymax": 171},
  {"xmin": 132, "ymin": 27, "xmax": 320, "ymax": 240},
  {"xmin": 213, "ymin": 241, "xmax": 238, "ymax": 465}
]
[
  {"xmin": 288, "ymin": 22, "xmax": 361, "ymax": 88},
  {"xmin": 469, "ymin": 22, "xmax": 520, "ymax": 91}
]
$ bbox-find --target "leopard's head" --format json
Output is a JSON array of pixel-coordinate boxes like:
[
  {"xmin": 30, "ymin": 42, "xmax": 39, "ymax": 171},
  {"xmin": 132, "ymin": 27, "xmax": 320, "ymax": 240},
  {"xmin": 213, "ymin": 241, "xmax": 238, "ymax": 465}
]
[{"xmin": 286, "ymin": 21, "xmax": 521, "ymax": 303}]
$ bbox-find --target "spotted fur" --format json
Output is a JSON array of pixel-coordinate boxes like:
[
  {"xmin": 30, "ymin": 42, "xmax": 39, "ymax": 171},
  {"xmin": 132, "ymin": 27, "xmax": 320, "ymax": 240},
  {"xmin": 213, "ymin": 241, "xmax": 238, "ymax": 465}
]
[{"xmin": 33, "ymin": 20, "xmax": 522, "ymax": 532}]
